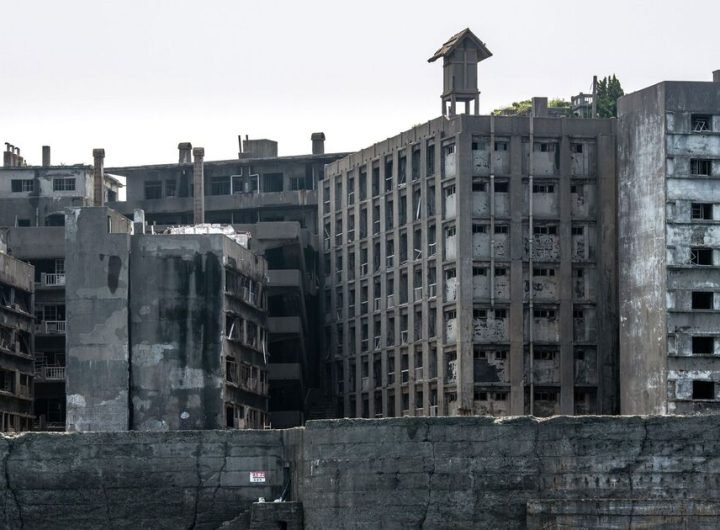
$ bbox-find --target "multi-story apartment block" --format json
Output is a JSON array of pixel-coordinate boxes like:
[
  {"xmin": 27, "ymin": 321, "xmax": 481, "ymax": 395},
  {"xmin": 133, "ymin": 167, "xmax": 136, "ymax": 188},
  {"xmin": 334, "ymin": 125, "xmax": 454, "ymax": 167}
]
[
  {"xmin": 0, "ymin": 147, "xmax": 121, "ymax": 430},
  {"xmin": 319, "ymin": 30, "xmax": 618, "ymax": 418},
  {"xmin": 65, "ymin": 207, "xmax": 270, "ymax": 431},
  {"xmin": 106, "ymin": 137, "xmax": 347, "ymax": 426},
  {"xmin": 619, "ymin": 71, "xmax": 720, "ymax": 414},
  {"xmin": 0, "ymin": 248, "xmax": 34, "ymax": 431}
]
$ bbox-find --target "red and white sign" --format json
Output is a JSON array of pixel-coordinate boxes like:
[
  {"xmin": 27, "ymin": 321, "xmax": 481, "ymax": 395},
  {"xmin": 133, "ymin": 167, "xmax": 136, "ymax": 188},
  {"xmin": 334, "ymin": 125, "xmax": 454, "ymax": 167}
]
[{"xmin": 250, "ymin": 471, "xmax": 266, "ymax": 483}]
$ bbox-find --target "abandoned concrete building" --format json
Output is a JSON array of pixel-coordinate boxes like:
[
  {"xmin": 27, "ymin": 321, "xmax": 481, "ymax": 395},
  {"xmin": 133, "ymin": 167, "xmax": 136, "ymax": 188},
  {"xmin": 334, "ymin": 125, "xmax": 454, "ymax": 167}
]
[
  {"xmin": 65, "ymin": 206, "xmax": 270, "ymax": 431},
  {"xmin": 319, "ymin": 29, "xmax": 618, "ymax": 418},
  {"xmin": 103, "ymin": 137, "xmax": 347, "ymax": 427},
  {"xmin": 2, "ymin": 30, "xmax": 720, "ymax": 433},
  {"xmin": 0, "ymin": 248, "xmax": 34, "ymax": 432},
  {"xmin": 619, "ymin": 72, "xmax": 720, "ymax": 415}
]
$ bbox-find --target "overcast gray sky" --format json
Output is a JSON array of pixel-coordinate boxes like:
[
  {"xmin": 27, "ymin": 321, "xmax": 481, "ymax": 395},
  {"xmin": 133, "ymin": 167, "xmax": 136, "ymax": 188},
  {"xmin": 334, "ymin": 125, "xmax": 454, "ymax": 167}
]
[{"xmin": 1, "ymin": 0, "xmax": 718, "ymax": 167}]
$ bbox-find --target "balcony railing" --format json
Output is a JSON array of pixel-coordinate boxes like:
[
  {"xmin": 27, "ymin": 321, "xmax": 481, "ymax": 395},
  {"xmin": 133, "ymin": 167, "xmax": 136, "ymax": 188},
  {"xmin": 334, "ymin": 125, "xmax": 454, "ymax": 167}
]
[
  {"xmin": 41, "ymin": 366, "xmax": 65, "ymax": 380},
  {"xmin": 36, "ymin": 320, "xmax": 66, "ymax": 335},
  {"xmin": 40, "ymin": 273, "xmax": 65, "ymax": 287}
]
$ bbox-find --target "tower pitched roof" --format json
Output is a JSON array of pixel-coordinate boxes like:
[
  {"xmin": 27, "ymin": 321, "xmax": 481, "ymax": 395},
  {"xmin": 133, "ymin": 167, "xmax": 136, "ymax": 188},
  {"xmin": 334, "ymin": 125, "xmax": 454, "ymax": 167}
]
[{"xmin": 428, "ymin": 28, "xmax": 492, "ymax": 63}]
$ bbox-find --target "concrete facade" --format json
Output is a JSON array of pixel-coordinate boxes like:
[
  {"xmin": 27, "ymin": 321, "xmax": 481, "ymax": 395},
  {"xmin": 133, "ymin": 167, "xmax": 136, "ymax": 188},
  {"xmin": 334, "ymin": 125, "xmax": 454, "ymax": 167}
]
[
  {"xmin": 320, "ymin": 111, "xmax": 618, "ymax": 418},
  {"xmin": 619, "ymin": 78, "xmax": 720, "ymax": 414},
  {"xmin": 65, "ymin": 207, "xmax": 270, "ymax": 431},
  {"xmin": 0, "ymin": 250, "xmax": 34, "ymax": 431}
]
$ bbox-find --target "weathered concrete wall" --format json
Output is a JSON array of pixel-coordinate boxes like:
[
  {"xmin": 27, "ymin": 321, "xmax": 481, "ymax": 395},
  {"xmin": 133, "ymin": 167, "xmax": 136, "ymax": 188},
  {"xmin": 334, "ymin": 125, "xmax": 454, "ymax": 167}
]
[
  {"xmin": 65, "ymin": 208, "xmax": 133, "ymax": 432},
  {"xmin": 617, "ymin": 83, "xmax": 668, "ymax": 415},
  {"xmin": 4, "ymin": 416, "xmax": 720, "ymax": 529},
  {"xmin": 0, "ymin": 429, "xmax": 301, "ymax": 530},
  {"xmin": 129, "ymin": 235, "xmax": 226, "ymax": 431},
  {"xmin": 300, "ymin": 416, "xmax": 720, "ymax": 529}
]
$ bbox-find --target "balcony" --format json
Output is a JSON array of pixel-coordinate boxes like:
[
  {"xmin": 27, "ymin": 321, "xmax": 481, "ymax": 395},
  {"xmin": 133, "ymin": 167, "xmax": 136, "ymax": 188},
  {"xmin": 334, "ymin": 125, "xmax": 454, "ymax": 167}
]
[
  {"xmin": 37, "ymin": 366, "xmax": 65, "ymax": 381},
  {"xmin": 39, "ymin": 273, "xmax": 65, "ymax": 288},
  {"xmin": 36, "ymin": 320, "xmax": 66, "ymax": 335}
]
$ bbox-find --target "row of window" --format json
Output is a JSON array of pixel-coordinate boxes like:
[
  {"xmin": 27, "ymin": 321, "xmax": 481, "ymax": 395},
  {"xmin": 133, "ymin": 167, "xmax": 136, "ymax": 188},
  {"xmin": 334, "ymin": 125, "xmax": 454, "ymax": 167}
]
[{"xmin": 10, "ymin": 178, "xmax": 75, "ymax": 193}]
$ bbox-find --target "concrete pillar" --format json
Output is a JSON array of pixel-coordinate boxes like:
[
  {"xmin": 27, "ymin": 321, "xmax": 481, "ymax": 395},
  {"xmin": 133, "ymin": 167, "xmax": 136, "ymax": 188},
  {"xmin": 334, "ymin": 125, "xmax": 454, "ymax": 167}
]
[
  {"xmin": 133, "ymin": 209, "xmax": 146, "ymax": 235},
  {"xmin": 42, "ymin": 146, "xmax": 51, "ymax": 166},
  {"xmin": 311, "ymin": 132, "xmax": 326, "ymax": 155},
  {"xmin": 93, "ymin": 149, "xmax": 105, "ymax": 207},
  {"xmin": 178, "ymin": 142, "xmax": 192, "ymax": 164},
  {"xmin": 193, "ymin": 147, "xmax": 205, "ymax": 224},
  {"xmin": 714, "ymin": 70, "xmax": 720, "ymax": 83}
]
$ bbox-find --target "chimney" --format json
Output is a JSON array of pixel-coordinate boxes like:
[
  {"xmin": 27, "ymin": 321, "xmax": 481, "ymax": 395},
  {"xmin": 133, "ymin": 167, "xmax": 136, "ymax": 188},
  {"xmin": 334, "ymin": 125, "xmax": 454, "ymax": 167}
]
[
  {"xmin": 14, "ymin": 147, "xmax": 22, "ymax": 167},
  {"xmin": 93, "ymin": 149, "xmax": 105, "ymax": 207},
  {"xmin": 3, "ymin": 143, "xmax": 12, "ymax": 168},
  {"xmin": 311, "ymin": 132, "xmax": 326, "ymax": 155},
  {"xmin": 532, "ymin": 97, "xmax": 548, "ymax": 118},
  {"xmin": 42, "ymin": 146, "xmax": 51, "ymax": 167},
  {"xmin": 714, "ymin": 70, "xmax": 720, "ymax": 83},
  {"xmin": 192, "ymin": 147, "xmax": 205, "ymax": 224},
  {"xmin": 178, "ymin": 142, "xmax": 192, "ymax": 164}
]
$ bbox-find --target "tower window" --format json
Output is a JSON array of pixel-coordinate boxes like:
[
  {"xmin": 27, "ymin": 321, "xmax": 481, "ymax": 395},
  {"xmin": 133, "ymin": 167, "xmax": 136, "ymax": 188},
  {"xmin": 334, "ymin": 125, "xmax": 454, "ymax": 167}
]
[
  {"xmin": 690, "ymin": 247, "xmax": 713, "ymax": 265},
  {"xmin": 692, "ymin": 114, "xmax": 712, "ymax": 132},
  {"xmin": 692, "ymin": 292, "xmax": 714, "ymax": 310},
  {"xmin": 692, "ymin": 336, "xmax": 714, "ymax": 354},
  {"xmin": 691, "ymin": 159, "xmax": 712, "ymax": 176},
  {"xmin": 692, "ymin": 203, "xmax": 713, "ymax": 220}
]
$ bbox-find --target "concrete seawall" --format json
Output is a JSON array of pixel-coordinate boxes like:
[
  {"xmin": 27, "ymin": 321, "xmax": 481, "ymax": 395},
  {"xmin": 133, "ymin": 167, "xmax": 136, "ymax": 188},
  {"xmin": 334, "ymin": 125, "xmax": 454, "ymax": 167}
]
[{"xmin": 3, "ymin": 416, "xmax": 720, "ymax": 528}]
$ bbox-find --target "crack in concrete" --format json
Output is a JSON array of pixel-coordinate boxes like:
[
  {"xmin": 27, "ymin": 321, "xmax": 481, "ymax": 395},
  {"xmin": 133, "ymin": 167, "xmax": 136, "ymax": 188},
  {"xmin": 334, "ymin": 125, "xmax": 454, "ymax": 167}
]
[
  {"xmin": 210, "ymin": 440, "xmax": 229, "ymax": 510},
  {"xmin": 417, "ymin": 422, "xmax": 434, "ymax": 529},
  {"xmin": 3, "ymin": 437, "xmax": 23, "ymax": 530},
  {"xmin": 188, "ymin": 439, "xmax": 203, "ymax": 530}
]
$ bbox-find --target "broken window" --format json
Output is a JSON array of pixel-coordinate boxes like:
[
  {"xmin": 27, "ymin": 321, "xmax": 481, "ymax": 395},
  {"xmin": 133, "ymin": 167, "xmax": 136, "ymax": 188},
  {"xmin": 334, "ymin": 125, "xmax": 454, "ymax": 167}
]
[
  {"xmin": 494, "ymin": 181, "xmax": 509, "ymax": 193},
  {"xmin": 495, "ymin": 225, "xmax": 509, "ymax": 234},
  {"xmin": 692, "ymin": 380, "xmax": 715, "ymax": 400},
  {"xmin": 473, "ymin": 267, "xmax": 487, "ymax": 276},
  {"xmin": 385, "ymin": 157, "xmax": 393, "ymax": 191},
  {"xmin": 693, "ymin": 291, "xmax": 714, "ymax": 310},
  {"xmin": 534, "ymin": 309, "xmax": 556, "ymax": 319},
  {"xmin": 11, "ymin": 179, "xmax": 34, "ymax": 192},
  {"xmin": 692, "ymin": 203, "xmax": 714, "ymax": 220},
  {"xmin": 372, "ymin": 165, "xmax": 380, "ymax": 196},
  {"xmin": 348, "ymin": 177, "xmax": 355, "ymax": 205},
  {"xmin": 494, "ymin": 309, "xmax": 507, "ymax": 320},
  {"xmin": 426, "ymin": 143, "xmax": 435, "ymax": 176},
  {"xmin": 534, "ymin": 143, "xmax": 556, "ymax": 153},
  {"xmin": 472, "ymin": 182, "xmax": 487, "ymax": 192},
  {"xmin": 534, "ymin": 350, "xmax": 557, "ymax": 361},
  {"xmin": 359, "ymin": 168, "xmax": 368, "ymax": 200},
  {"xmin": 692, "ymin": 336, "xmax": 714, "ymax": 355},
  {"xmin": 472, "ymin": 224, "xmax": 487, "ymax": 234},
  {"xmin": 165, "ymin": 179, "xmax": 177, "ymax": 197},
  {"xmin": 144, "ymin": 181, "xmax": 162, "ymax": 200},
  {"xmin": 571, "ymin": 226, "xmax": 584, "ymax": 236},
  {"xmin": 495, "ymin": 267, "xmax": 507, "ymax": 276},
  {"xmin": 572, "ymin": 143, "xmax": 584, "ymax": 153},
  {"xmin": 691, "ymin": 159, "xmax": 712, "ymax": 176},
  {"xmin": 690, "ymin": 247, "xmax": 713, "ymax": 265},
  {"xmin": 692, "ymin": 114, "xmax": 712, "ymax": 132}
]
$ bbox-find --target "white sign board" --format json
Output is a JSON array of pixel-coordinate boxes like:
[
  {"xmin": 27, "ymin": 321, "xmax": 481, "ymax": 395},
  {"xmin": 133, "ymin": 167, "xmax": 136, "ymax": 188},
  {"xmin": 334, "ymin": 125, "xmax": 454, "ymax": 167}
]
[{"xmin": 250, "ymin": 471, "xmax": 266, "ymax": 483}]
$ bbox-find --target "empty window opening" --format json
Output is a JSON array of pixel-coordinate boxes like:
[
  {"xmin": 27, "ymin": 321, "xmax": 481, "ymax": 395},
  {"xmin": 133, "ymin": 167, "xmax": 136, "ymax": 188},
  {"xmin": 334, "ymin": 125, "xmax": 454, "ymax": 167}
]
[
  {"xmin": 534, "ymin": 225, "xmax": 557, "ymax": 235},
  {"xmin": 144, "ymin": 181, "xmax": 162, "ymax": 200},
  {"xmin": 263, "ymin": 172, "xmax": 283, "ymax": 192},
  {"xmin": 690, "ymin": 247, "xmax": 713, "ymax": 265},
  {"xmin": 495, "ymin": 225, "xmax": 509, "ymax": 234},
  {"xmin": 472, "ymin": 224, "xmax": 487, "ymax": 234},
  {"xmin": 692, "ymin": 336, "xmax": 715, "ymax": 354},
  {"xmin": 692, "ymin": 380, "xmax": 715, "ymax": 400},
  {"xmin": 494, "ymin": 182, "xmax": 509, "ymax": 192},
  {"xmin": 692, "ymin": 203, "xmax": 714, "ymax": 220},
  {"xmin": 534, "ymin": 268, "xmax": 555, "ymax": 277},
  {"xmin": 533, "ymin": 184, "xmax": 554, "ymax": 193},
  {"xmin": 494, "ymin": 142, "xmax": 508, "ymax": 152},
  {"xmin": 572, "ymin": 143, "xmax": 584, "ymax": 153},
  {"xmin": 534, "ymin": 309, "xmax": 556, "ymax": 319},
  {"xmin": 495, "ymin": 267, "xmax": 507, "ymax": 276},
  {"xmin": 572, "ymin": 226, "xmax": 584, "ymax": 236},
  {"xmin": 692, "ymin": 114, "xmax": 712, "ymax": 132},
  {"xmin": 210, "ymin": 176, "xmax": 230, "ymax": 195},
  {"xmin": 494, "ymin": 309, "xmax": 507, "ymax": 320},
  {"xmin": 691, "ymin": 159, "xmax": 712, "ymax": 176},
  {"xmin": 693, "ymin": 291, "xmax": 714, "ymax": 310},
  {"xmin": 472, "ymin": 182, "xmax": 487, "ymax": 192},
  {"xmin": 534, "ymin": 350, "xmax": 557, "ymax": 361}
]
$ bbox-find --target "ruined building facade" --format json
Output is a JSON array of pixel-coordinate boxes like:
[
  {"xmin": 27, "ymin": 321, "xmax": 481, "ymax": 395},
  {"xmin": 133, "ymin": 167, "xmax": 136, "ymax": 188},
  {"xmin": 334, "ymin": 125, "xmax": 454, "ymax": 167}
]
[
  {"xmin": 619, "ymin": 74, "xmax": 720, "ymax": 415},
  {"xmin": 65, "ymin": 207, "xmax": 270, "ymax": 431},
  {"xmin": 0, "ymin": 249, "xmax": 34, "ymax": 431},
  {"xmin": 318, "ymin": 30, "xmax": 618, "ymax": 418}
]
